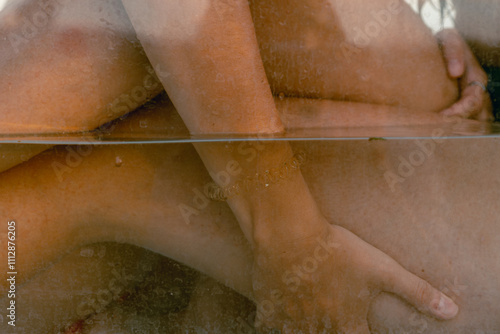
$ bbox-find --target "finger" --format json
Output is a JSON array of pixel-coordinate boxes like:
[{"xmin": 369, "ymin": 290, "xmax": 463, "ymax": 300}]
[
  {"xmin": 440, "ymin": 85, "xmax": 484, "ymax": 119},
  {"xmin": 437, "ymin": 29, "xmax": 465, "ymax": 78},
  {"xmin": 439, "ymin": 29, "xmax": 491, "ymax": 120},
  {"xmin": 379, "ymin": 261, "xmax": 459, "ymax": 320},
  {"xmin": 460, "ymin": 43, "xmax": 491, "ymax": 121},
  {"xmin": 462, "ymin": 40, "xmax": 488, "ymax": 86}
]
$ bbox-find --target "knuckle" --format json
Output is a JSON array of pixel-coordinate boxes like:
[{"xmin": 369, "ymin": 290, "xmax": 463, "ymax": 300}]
[
  {"xmin": 414, "ymin": 280, "xmax": 432, "ymax": 304},
  {"xmin": 464, "ymin": 96, "xmax": 481, "ymax": 112}
]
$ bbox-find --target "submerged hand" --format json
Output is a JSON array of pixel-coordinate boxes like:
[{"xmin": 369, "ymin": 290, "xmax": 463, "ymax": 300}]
[
  {"xmin": 252, "ymin": 221, "xmax": 458, "ymax": 333},
  {"xmin": 437, "ymin": 28, "xmax": 493, "ymax": 121}
]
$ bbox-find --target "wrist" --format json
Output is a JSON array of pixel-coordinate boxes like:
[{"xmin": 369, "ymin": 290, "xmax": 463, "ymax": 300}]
[
  {"xmin": 194, "ymin": 141, "xmax": 328, "ymax": 248},
  {"xmin": 205, "ymin": 151, "xmax": 307, "ymax": 201},
  {"xmin": 227, "ymin": 168, "xmax": 328, "ymax": 249}
]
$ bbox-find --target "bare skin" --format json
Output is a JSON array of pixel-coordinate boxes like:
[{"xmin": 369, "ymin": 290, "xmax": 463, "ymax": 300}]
[
  {"xmin": 1, "ymin": 101, "xmax": 500, "ymax": 333},
  {"xmin": 0, "ymin": 0, "xmax": 487, "ymax": 170},
  {"xmin": 119, "ymin": 0, "xmax": 466, "ymax": 331},
  {"xmin": 0, "ymin": 0, "xmax": 495, "ymax": 332},
  {"xmin": 0, "ymin": 0, "xmax": 162, "ymax": 171}
]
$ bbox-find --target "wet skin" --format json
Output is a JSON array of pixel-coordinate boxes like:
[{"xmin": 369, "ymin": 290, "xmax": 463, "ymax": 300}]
[
  {"xmin": 2, "ymin": 99, "xmax": 500, "ymax": 332},
  {"xmin": 0, "ymin": 0, "xmax": 498, "ymax": 332}
]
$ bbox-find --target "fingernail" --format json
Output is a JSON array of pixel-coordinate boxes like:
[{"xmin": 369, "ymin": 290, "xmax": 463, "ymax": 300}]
[{"xmin": 434, "ymin": 294, "xmax": 459, "ymax": 319}]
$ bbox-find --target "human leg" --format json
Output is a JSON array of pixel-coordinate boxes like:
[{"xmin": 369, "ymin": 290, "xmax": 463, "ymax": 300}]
[{"xmin": 0, "ymin": 0, "xmax": 162, "ymax": 172}]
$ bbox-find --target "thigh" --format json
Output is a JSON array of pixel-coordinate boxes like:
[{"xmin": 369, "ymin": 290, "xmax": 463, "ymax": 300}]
[
  {"xmin": 0, "ymin": 100, "xmax": 253, "ymax": 300},
  {"xmin": 63, "ymin": 100, "xmax": 500, "ymax": 331},
  {"xmin": 251, "ymin": 0, "xmax": 458, "ymax": 113},
  {"xmin": 0, "ymin": 0, "xmax": 457, "ymax": 174},
  {"xmin": 0, "ymin": 0, "xmax": 161, "ymax": 133},
  {"xmin": 4, "ymin": 99, "xmax": 499, "ymax": 332},
  {"xmin": 131, "ymin": 101, "xmax": 500, "ymax": 331},
  {"xmin": 0, "ymin": 0, "xmax": 162, "ymax": 171}
]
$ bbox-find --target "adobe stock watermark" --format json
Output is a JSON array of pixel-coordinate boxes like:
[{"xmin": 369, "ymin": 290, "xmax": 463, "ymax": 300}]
[
  {"xmin": 8, "ymin": 0, "xmax": 65, "ymax": 53},
  {"xmin": 75, "ymin": 261, "xmax": 152, "ymax": 323},
  {"xmin": 178, "ymin": 144, "xmax": 306, "ymax": 225},
  {"xmin": 252, "ymin": 236, "xmax": 341, "ymax": 330},
  {"xmin": 177, "ymin": 141, "xmax": 264, "ymax": 225},
  {"xmin": 51, "ymin": 64, "xmax": 160, "ymax": 182},
  {"xmin": 384, "ymin": 130, "xmax": 446, "ymax": 192},
  {"xmin": 341, "ymin": 0, "xmax": 403, "ymax": 61},
  {"xmin": 96, "ymin": 64, "xmax": 161, "ymax": 133},
  {"xmin": 384, "ymin": 85, "xmax": 487, "ymax": 192},
  {"xmin": 51, "ymin": 143, "xmax": 94, "ymax": 183}
]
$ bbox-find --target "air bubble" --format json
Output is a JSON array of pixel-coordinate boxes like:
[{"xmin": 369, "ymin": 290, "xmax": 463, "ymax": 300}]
[{"xmin": 115, "ymin": 156, "xmax": 123, "ymax": 167}]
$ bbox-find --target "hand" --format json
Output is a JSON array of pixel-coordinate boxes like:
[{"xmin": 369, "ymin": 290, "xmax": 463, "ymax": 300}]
[
  {"xmin": 437, "ymin": 28, "xmax": 493, "ymax": 121},
  {"xmin": 252, "ymin": 221, "xmax": 459, "ymax": 333}
]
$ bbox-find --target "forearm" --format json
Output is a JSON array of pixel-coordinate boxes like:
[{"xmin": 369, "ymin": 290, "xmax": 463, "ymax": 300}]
[
  {"xmin": 121, "ymin": 0, "xmax": 327, "ymax": 248},
  {"xmin": 121, "ymin": 0, "xmax": 283, "ymax": 134},
  {"xmin": 194, "ymin": 140, "xmax": 324, "ymax": 246}
]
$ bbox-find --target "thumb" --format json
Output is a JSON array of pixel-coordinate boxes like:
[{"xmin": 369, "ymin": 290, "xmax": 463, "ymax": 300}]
[
  {"xmin": 380, "ymin": 260, "xmax": 459, "ymax": 320},
  {"xmin": 437, "ymin": 29, "xmax": 465, "ymax": 78}
]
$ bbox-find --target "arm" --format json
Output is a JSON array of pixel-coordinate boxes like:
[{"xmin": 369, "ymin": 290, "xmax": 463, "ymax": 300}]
[
  {"xmin": 119, "ymin": 0, "xmax": 303, "ymax": 246},
  {"xmin": 121, "ymin": 0, "xmax": 459, "ymax": 331}
]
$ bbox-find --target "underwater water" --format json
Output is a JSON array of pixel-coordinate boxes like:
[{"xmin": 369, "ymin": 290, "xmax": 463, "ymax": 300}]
[{"xmin": 1, "ymin": 0, "xmax": 500, "ymax": 333}]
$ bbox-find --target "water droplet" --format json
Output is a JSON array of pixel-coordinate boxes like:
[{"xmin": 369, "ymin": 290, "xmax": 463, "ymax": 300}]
[
  {"xmin": 115, "ymin": 156, "xmax": 123, "ymax": 167},
  {"xmin": 278, "ymin": 92, "xmax": 285, "ymax": 100},
  {"xmin": 139, "ymin": 120, "xmax": 148, "ymax": 128}
]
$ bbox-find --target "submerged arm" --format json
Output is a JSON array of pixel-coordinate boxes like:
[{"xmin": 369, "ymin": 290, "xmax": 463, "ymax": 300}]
[{"xmin": 121, "ymin": 0, "xmax": 459, "ymax": 331}]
